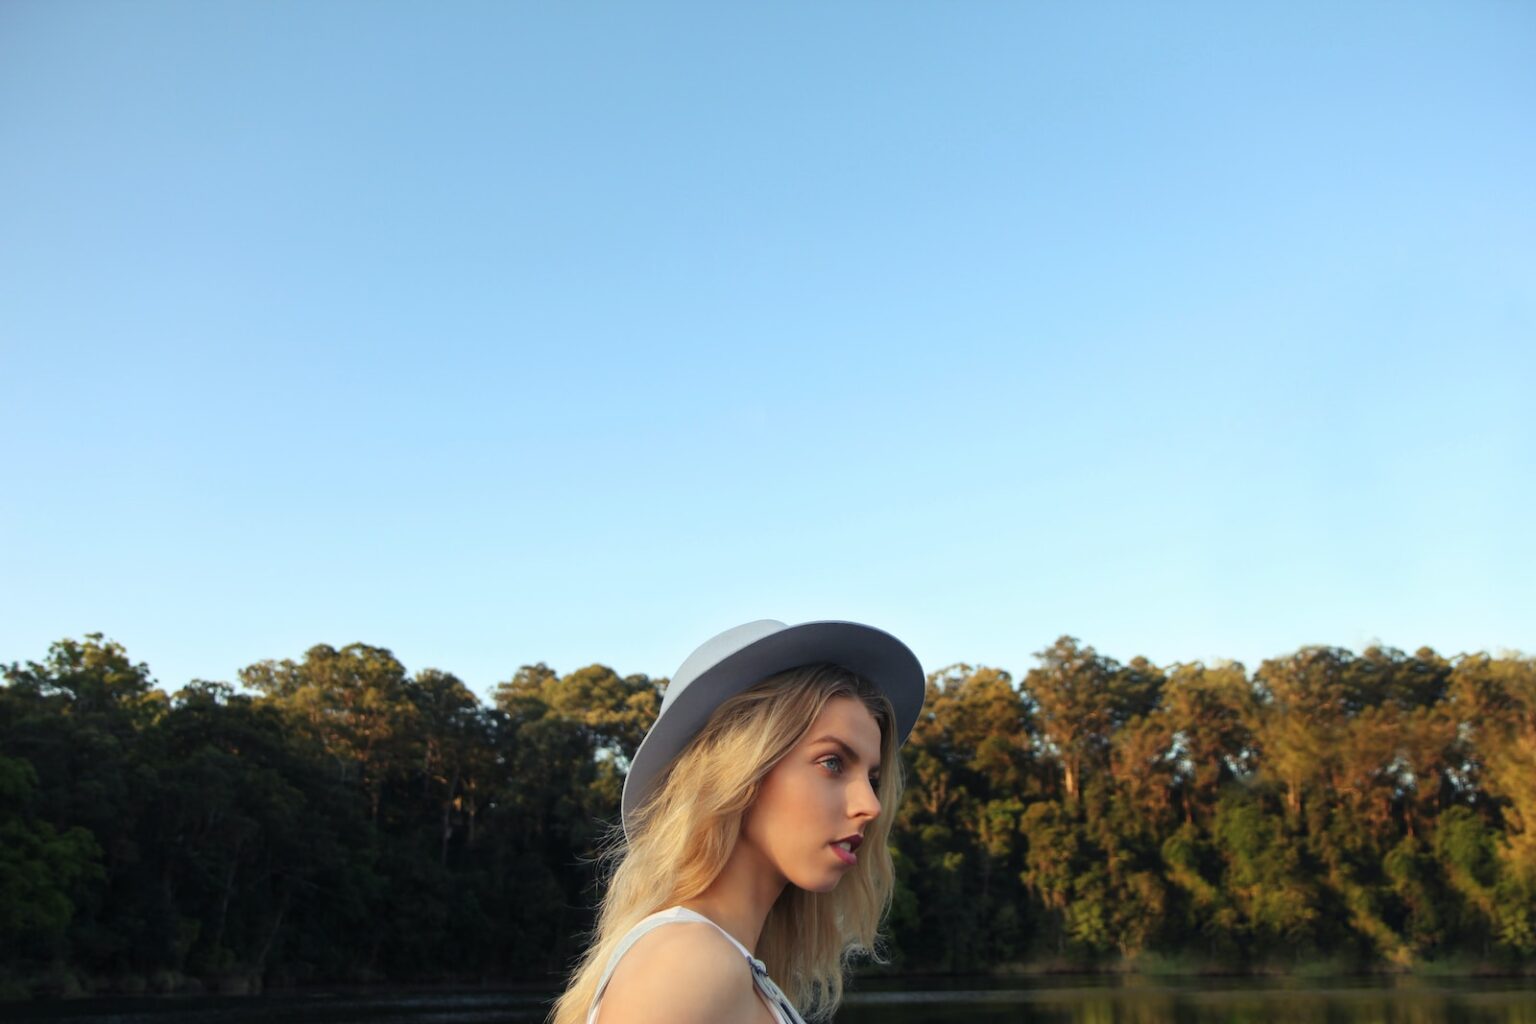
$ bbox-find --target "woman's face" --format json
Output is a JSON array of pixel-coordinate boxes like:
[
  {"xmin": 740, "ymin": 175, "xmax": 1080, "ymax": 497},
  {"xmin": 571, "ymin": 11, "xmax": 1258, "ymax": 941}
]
[{"xmin": 740, "ymin": 695, "xmax": 884, "ymax": 894}]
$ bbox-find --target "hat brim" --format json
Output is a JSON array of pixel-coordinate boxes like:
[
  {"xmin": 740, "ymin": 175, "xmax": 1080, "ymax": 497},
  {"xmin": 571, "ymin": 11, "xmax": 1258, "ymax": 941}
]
[{"xmin": 621, "ymin": 620, "xmax": 925, "ymax": 838}]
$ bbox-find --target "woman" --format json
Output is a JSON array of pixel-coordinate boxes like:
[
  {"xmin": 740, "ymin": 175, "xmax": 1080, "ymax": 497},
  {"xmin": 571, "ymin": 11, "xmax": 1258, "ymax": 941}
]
[{"xmin": 547, "ymin": 618, "xmax": 926, "ymax": 1024}]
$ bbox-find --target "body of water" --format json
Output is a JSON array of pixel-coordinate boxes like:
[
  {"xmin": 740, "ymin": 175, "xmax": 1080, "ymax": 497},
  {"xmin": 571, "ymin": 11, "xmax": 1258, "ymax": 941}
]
[{"xmin": 8, "ymin": 977, "xmax": 1536, "ymax": 1024}]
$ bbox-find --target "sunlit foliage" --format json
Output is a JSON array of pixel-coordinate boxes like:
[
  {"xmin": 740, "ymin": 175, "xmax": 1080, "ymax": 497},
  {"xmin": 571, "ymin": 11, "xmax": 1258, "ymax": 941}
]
[{"xmin": 2, "ymin": 632, "xmax": 1533, "ymax": 995}]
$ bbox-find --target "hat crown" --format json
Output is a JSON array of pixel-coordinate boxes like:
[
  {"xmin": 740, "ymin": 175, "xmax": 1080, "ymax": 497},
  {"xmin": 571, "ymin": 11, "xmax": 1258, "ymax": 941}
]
[{"xmin": 662, "ymin": 618, "xmax": 787, "ymax": 714}]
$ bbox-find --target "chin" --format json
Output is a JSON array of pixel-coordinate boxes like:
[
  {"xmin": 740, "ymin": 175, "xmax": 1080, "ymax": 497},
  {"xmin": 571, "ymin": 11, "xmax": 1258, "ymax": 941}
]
[{"xmin": 793, "ymin": 872, "xmax": 843, "ymax": 895}]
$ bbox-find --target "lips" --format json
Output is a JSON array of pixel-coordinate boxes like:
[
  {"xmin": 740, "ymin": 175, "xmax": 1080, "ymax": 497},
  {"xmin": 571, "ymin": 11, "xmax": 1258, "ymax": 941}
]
[{"xmin": 830, "ymin": 834, "xmax": 862, "ymax": 866}]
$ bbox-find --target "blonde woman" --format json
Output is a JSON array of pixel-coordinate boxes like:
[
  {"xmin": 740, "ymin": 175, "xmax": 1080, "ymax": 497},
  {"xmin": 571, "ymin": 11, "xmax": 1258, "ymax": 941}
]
[{"xmin": 546, "ymin": 619, "xmax": 926, "ymax": 1024}]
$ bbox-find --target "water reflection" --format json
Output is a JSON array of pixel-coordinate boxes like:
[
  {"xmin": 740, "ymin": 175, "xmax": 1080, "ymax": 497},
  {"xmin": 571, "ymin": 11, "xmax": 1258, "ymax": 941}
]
[
  {"xmin": 836, "ymin": 979, "xmax": 1536, "ymax": 1024},
  {"xmin": 2, "ymin": 990, "xmax": 552, "ymax": 1023},
  {"xmin": 7, "ymin": 979, "xmax": 1535, "ymax": 1024}
]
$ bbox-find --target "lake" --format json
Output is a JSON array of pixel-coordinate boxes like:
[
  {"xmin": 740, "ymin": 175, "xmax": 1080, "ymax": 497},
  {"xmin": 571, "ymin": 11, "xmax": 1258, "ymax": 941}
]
[{"xmin": 7, "ymin": 977, "xmax": 1535, "ymax": 1023}]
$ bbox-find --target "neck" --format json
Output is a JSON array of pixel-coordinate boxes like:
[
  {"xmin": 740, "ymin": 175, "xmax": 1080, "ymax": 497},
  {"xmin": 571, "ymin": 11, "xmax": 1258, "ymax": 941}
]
[{"xmin": 678, "ymin": 832, "xmax": 788, "ymax": 957}]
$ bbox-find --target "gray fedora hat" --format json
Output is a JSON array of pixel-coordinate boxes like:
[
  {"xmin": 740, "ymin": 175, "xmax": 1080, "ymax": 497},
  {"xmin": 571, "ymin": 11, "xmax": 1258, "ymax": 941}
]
[{"xmin": 620, "ymin": 618, "xmax": 926, "ymax": 840}]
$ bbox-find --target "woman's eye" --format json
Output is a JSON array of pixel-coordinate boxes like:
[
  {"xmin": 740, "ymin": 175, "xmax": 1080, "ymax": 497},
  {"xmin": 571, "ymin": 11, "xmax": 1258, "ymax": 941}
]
[{"xmin": 820, "ymin": 756, "xmax": 843, "ymax": 773}]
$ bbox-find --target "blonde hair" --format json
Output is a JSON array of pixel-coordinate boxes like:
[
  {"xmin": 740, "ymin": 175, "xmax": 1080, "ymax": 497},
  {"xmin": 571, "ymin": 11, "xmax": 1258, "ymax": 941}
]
[{"xmin": 547, "ymin": 662, "xmax": 905, "ymax": 1024}]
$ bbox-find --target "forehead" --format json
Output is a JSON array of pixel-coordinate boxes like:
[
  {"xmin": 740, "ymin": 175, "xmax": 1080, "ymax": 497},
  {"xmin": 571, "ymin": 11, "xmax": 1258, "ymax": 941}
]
[{"xmin": 800, "ymin": 696, "xmax": 882, "ymax": 761}]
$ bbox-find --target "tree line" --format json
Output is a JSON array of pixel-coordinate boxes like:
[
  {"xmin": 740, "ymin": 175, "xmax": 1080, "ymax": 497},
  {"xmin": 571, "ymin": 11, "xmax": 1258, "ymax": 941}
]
[{"xmin": 2, "ymin": 633, "xmax": 1533, "ymax": 998}]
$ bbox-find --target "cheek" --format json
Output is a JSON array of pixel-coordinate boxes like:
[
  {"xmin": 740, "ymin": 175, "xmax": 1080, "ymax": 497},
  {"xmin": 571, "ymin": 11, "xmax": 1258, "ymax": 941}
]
[{"xmin": 744, "ymin": 769, "xmax": 820, "ymax": 846}]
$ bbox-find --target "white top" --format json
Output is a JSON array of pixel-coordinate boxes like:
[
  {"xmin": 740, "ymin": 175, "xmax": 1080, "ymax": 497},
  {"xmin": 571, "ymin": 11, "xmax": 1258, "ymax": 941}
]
[{"xmin": 586, "ymin": 905, "xmax": 807, "ymax": 1024}]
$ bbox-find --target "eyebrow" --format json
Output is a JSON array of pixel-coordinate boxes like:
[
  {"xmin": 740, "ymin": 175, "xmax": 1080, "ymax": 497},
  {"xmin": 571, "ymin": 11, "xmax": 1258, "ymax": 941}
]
[{"xmin": 811, "ymin": 735, "xmax": 881, "ymax": 775}]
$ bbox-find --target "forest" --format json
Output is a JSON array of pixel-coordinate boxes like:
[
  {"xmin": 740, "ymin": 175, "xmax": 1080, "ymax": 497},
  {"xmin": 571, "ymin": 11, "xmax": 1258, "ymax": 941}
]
[{"xmin": 2, "ymin": 632, "xmax": 1534, "ymax": 999}]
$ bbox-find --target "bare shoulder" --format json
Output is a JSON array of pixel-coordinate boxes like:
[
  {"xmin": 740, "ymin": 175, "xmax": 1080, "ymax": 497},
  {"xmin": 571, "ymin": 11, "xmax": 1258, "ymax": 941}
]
[{"xmin": 593, "ymin": 920, "xmax": 761, "ymax": 1024}]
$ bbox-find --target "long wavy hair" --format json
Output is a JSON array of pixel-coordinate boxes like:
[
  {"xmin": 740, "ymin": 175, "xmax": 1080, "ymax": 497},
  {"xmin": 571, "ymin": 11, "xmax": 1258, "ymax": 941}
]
[{"xmin": 547, "ymin": 661, "xmax": 905, "ymax": 1024}]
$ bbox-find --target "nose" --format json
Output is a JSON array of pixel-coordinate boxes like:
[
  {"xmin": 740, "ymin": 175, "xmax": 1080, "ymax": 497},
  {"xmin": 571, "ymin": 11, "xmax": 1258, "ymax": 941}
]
[{"xmin": 850, "ymin": 775, "xmax": 881, "ymax": 822}]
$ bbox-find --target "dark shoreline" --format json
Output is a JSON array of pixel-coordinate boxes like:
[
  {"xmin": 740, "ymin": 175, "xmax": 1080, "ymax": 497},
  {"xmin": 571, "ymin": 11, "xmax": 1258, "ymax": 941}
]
[{"xmin": 8, "ymin": 960, "xmax": 1536, "ymax": 1006}]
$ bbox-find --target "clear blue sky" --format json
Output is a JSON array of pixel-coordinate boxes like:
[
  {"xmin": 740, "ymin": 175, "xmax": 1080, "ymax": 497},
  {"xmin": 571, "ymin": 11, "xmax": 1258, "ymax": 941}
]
[{"xmin": 2, "ymin": 2, "xmax": 1532, "ymax": 701}]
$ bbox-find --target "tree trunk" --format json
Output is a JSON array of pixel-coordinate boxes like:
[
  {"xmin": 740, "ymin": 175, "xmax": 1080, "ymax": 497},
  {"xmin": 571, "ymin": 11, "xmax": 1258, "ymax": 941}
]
[
  {"xmin": 440, "ymin": 762, "xmax": 461, "ymax": 866},
  {"xmin": 210, "ymin": 834, "xmax": 246, "ymax": 957},
  {"xmin": 254, "ymin": 890, "xmax": 289, "ymax": 973}
]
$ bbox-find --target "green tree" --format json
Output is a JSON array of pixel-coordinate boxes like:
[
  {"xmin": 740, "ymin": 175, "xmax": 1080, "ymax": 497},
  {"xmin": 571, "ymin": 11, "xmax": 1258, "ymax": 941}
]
[
  {"xmin": 1212, "ymin": 790, "xmax": 1319, "ymax": 953},
  {"xmin": 494, "ymin": 661, "xmax": 660, "ymax": 770},
  {"xmin": 241, "ymin": 643, "xmax": 419, "ymax": 822},
  {"xmin": 1249, "ymin": 646, "xmax": 1356, "ymax": 822},
  {"xmin": 0, "ymin": 755, "xmax": 104, "ymax": 962},
  {"xmin": 405, "ymin": 669, "xmax": 486, "ymax": 864},
  {"xmin": 1160, "ymin": 661, "xmax": 1253, "ymax": 823},
  {"xmin": 1023, "ymin": 638, "xmax": 1160, "ymax": 807}
]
